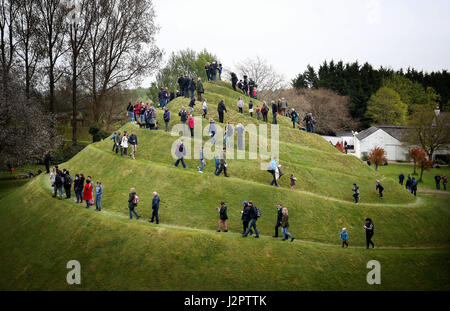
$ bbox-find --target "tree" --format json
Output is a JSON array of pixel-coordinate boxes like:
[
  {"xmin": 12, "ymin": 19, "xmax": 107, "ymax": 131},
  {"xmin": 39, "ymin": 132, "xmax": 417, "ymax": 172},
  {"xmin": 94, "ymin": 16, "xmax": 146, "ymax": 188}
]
[
  {"xmin": 0, "ymin": 66, "xmax": 60, "ymax": 166},
  {"xmin": 235, "ymin": 56, "xmax": 286, "ymax": 91},
  {"xmin": 382, "ymin": 74, "xmax": 439, "ymax": 114},
  {"xmin": 67, "ymin": 0, "xmax": 92, "ymax": 146},
  {"xmin": 14, "ymin": 0, "xmax": 41, "ymax": 100},
  {"xmin": 37, "ymin": 0, "xmax": 68, "ymax": 113},
  {"xmin": 0, "ymin": 0, "xmax": 19, "ymax": 94},
  {"xmin": 85, "ymin": 0, "xmax": 161, "ymax": 122},
  {"xmin": 403, "ymin": 107, "xmax": 450, "ymax": 160},
  {"xmin": 415, "ymin": 149, "xmax": 433, "ymax": 182},
  {"xmin": 368, "ymin": 147, "xmax": 387, "ymax": 171},
  {"xmin": 150, "ymin": 48, "xmax": 215, "ymax": 102},
  {"xmin": 408, "ymin": 148, "xmax": 423, "ymax": 175},
  {"xmin": 365, "ymin": 87, "xmax": 408, "ymax": 125},
  {"xmin": 292, "ymin": 64, "xmax": 318, "ymax": 89}
]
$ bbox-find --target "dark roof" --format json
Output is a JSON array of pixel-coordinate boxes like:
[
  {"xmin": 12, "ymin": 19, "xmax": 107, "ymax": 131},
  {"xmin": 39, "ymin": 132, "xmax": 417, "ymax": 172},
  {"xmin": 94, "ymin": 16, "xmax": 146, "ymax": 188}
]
[
  {"xmin": 356, "ymin": 125, "xmax": 407, "ymax": 141},
  {"xmin": 355, "ymin": 126, "xmax": 379, "ymax": 140}
]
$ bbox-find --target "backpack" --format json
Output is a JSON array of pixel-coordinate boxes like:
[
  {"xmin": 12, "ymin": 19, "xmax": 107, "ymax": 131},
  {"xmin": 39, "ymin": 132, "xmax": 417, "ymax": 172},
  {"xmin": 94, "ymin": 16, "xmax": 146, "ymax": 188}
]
[
  {"xmin": 255, "ymin": 207, "xmax": 261, "ymax": 218},
  {"xmin": 179, "ymin": 144, "xmax": 184, "ymax": 153},
  {"xmin": 132, "ymin": 194, "xmax": 139, "ymax": 204}
]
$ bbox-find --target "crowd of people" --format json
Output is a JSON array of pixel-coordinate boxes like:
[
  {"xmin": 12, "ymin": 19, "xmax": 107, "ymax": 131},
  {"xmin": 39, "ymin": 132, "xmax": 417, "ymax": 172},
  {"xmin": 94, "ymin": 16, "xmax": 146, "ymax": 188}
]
[{"xmin": 111, "ymin": 130, "xmax": 138, "ymax": 159}]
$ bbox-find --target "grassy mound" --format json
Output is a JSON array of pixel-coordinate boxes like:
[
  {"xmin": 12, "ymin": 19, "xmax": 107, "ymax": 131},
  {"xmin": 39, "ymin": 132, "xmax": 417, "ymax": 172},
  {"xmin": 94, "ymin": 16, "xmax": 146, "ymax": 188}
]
[{"xmin": 0, "ymin": 81, "xmax": 449, "ymax": 290}]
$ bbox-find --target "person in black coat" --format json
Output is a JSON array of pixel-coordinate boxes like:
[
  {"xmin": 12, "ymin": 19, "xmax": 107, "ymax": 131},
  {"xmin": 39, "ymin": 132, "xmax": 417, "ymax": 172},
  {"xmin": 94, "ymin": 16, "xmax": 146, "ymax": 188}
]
[
  {"xmin": 188, "ymin": 78, "xmax": 196, "ymax": 99},
  {"xmin": 217, "ymin": 99, "xmax": 227, "ymax": 123},
  {"xmin": 63, "ymin": 170, "xmax": 72, "ymax": 199},
  {"xmin": 363, "ymin": 218, "xmax": 375, "ymax": 249},
  {"xmin": 183, "ymin": 76, "xmax": 190, "ymax": 98},
  {"xmin": 242, "ymin": 201, "xmax": 259, "ymax": 238},
  {"xmin": 231, "ymin": 72, "xmax": 238, "ymax": 91},
  {"xmin": 44, "ymin": 151, "xmax": 51, "ymax": 174},
  {"xmin": 399, "ymin": 173, "xmax": 405, "ymax": 185},
  {"xmin": 242, "ymin": 76, "xmax": 249, "ymax": 95},
  {"xmin": 376, "ymin": 180, "xmax": 384, "ymax": 198},
  {"xmin": 54, "ymin": 171, "xmax": 64, "ymax": 200},
  {"xmin": 273, "ymin": 203, "xmax": 283, "ymax": 238},
  {"xmin": 178, "ymin": 76, "xmax": 185, "ymax": 96},
  {"xmin": 240, "ymin": 201, "xmax": 253, "ymax": 235},
  {"xmin": 149, "ymin": 192, "xmax": 160, "ymax": 224},
  {"xmin": 216, "ymin": 201, "xmax": 228, "ymax": 232},
  {"xmin": 271, "ymin": 101, "xmax": 278, "ymax": 124}
]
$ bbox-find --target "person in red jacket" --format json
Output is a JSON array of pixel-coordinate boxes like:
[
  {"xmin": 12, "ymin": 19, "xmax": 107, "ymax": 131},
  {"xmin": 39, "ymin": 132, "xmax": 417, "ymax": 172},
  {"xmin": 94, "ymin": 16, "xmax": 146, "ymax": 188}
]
[
  {"xmin": 83, "ymin": 176, "xmax": 94, "ymax": 209},
  {"xmin": 188, "ymin": 114, "xmax": 195, "ymax": 137},
  {"xmin": 134, "ymin": 102, "xmax": 141, "ymax": 124}
]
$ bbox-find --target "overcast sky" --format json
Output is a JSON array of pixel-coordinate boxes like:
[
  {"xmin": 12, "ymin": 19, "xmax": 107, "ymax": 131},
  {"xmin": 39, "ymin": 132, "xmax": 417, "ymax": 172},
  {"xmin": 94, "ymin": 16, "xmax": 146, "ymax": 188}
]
[{"xmin": 143, "ymin": 0, "xmax": 450, "ymax": 87}]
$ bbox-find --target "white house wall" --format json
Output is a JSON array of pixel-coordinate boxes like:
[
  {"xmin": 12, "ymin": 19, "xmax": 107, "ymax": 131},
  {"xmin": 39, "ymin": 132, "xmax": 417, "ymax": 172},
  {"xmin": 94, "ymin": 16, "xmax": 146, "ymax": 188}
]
[{"xmin": 357, "ymin": 129, "xmax": 409, "ymax": 161}]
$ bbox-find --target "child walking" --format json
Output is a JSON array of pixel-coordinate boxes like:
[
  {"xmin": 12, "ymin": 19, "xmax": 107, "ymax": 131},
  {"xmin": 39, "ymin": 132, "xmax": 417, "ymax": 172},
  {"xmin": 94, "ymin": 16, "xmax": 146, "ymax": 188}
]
[
  {"xmin": 290, "ymin": 174, "xmax": 297, "ymax": 190},
  {"xmin": 339, "ymin": 228, "xmax": 349, "ymax": 248}
]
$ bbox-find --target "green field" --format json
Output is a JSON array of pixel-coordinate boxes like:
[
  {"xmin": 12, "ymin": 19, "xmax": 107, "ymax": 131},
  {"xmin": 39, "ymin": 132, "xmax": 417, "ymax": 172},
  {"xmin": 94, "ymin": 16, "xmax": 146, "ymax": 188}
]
[{"xmin": 0, "ymin": 81, "xmax": 449, "ymax": 290}]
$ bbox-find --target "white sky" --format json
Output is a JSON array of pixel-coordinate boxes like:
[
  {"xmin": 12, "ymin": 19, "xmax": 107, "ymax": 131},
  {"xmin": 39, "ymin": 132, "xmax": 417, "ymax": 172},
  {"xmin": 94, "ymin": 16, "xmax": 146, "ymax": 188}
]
[{"xmin": 141, "ymin": 0, "xmax": 450, "ymax": 87}]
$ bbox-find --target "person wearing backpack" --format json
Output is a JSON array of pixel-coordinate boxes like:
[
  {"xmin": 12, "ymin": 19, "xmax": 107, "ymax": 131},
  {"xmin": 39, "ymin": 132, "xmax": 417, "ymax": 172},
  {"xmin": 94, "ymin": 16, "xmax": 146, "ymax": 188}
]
[
  {"xmin": 128, "ymin": 188, "xmax": 140, "ymax": 220},
  {"xmin": 174, "ymin": 139, "xmax": 187, "ymax": 168},
  {"xmin": 376, "ymin": 180, "xmax": 384, "ymax": 199},
  {"xmin": 352, "ymin": 183, "xmax": 360, "ymax": 204},
  {"xmin": 83, "ymin": 176, "xmax": 94, "ymax": 209},
  {"xmin": 290, "ymin": 108, "xmax": 299, "ymax": 128},
  {"xmin": 240, "ymin": 201, "xmax": 253, "ymax": 235},
  {"xmin": 63, "ymin": 170, "xmax": 73, "ymax": 199},
  {"xmin": 149, "ymin": 192, "xmax": 160, "ymax": 224},
  {"xmin": 216, "ymin": 201, "xmax": 228, "ymax": 232},
  {"xmin": 273, "ymin": 203, "xmax": 283, "ymax": 238},
  {"xmin": 281, "ymin": 208, "xmax": 295, "ymax": 242},
  {"xmin": 95, "ymin": 181, "xmax": 103, "ymax": 212},
  {"xmin": 242, "ymin": 201, "xmax": 260, "ymax": 238}
]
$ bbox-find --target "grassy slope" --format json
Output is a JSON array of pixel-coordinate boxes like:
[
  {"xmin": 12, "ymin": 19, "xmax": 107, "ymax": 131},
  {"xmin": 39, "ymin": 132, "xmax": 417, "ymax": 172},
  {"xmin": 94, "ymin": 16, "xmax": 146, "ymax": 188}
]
[
  {"xmin": 0, "ymin": 177, "xmax": 448, "ymax": 291},
  {"xmin": 0, "ymin": 81, "xmax": 449, "ymax": 290}
]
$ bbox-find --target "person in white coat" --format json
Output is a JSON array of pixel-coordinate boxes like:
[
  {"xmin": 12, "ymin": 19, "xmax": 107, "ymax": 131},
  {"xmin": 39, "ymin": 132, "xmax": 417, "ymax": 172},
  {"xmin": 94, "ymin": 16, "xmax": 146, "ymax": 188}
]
[{"xmin": 121, "ymin": 131, "xmax": 129, "ymax": 156}]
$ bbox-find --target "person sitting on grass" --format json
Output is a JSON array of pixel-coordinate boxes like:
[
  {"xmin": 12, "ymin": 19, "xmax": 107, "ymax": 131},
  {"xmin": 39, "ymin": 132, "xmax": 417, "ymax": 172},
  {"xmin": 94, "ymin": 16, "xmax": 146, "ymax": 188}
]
[
  {"xmin": 216, "ymin": 201, "xmax": 228, "ymax": 232},
  {"xmin": 128, "ymin": 188, "xmax": 140, "ymax": 220},
  {"xmin": 376, "ymin": 180, "xmax": 384, "ymax": 199},
  {"xmin": 340, "ymin": 228, "xmax": 349, "ymax": 248},
  {"xmin": 281, "ymin": 208, "xmax": 295, "ymax": 242}
]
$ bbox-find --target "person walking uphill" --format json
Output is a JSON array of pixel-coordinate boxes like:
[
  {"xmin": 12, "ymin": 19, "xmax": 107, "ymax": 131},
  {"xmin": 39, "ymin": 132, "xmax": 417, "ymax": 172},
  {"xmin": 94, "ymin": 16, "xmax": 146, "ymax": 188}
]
[
  {"xmin": 149, "ymin": 192, "xmax": 160, "ymax": 224},
  {"xmin": 174, "ymin": 139, "xmax": 187, "ymax": 168},
  {"xmin": 273, "ymin": 203, "xmax": 283, "ymax": 238},
  {"xmin": 217, "ymin": 99, "xmax": 227, "ymax": 123},
  {"xmin": 215, "ymin": 148, "xmax": 229, "ymax": 177},
  {"xmin": 83, "ymin": 176, "xmax": 93, "ymax": 209},
  {"xmin": 352, "ymin": 183, "xmax": 360, "ymax": 204},
  {"xmin": 242, "ymin": 201, "xmax": 260, "ymax": 238},
  {"xmin": 281, "ymin": 208, "xmax": 295, "ymax": 242},
  {"xmin": 363, "ymin": 218, "xmax": 375, "ymax": 249},
  {"xmin": 216, "ymin": 201, "xmax": 228, "ymax": 232},
  {"xmin": 128, "ymin": 188, "xmax": 140, "ymax": 220},
  {"xmin": 376, "ymin": 180, "xmax": 384, "ymax": 199}
]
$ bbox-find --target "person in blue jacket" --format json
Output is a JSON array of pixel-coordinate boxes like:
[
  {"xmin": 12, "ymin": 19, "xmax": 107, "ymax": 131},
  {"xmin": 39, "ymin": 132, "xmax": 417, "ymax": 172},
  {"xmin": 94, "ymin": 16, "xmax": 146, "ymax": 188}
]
[
  {"xmin": 95, "ymin": 181, "xmax": 103, "ymax": 211},
  {"xmin": 339, "ymin": 228, "xmax": 349, "ymax": 248},
  {"xmin": 149, "ymin": 192, "xmax": 160, "ymax": 224}
]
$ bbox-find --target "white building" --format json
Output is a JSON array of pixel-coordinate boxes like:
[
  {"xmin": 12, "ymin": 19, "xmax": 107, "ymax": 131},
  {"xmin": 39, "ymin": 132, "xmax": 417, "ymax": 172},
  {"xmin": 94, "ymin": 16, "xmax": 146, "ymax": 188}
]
[
  {"xmin": 354, "ymin": 126, "xmax": 409, "ymax": 161},
  {"xmin": 354, "ymin": 124, "xmax": 449, "ymax": 162}
]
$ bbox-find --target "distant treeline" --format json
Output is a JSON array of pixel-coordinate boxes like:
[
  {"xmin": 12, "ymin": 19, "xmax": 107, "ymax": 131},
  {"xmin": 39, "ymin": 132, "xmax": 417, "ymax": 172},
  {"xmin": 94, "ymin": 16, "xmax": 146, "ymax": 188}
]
[{"xmin": 292, "ymin": 61, "xmax": 450, "ymax": 126}]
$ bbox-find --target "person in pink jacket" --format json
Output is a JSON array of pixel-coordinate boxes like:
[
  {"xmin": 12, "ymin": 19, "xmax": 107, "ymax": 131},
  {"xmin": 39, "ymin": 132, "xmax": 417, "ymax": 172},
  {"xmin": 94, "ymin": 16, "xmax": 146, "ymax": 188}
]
[{"xmin": 188, "ymin": 114, "xmax": 195, "ymax": 137}]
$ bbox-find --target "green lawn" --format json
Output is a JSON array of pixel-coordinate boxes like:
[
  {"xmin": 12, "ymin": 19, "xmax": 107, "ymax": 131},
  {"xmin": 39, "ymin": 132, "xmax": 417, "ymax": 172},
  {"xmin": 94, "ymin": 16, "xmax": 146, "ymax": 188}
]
[
  {"xmin": 0, "ymin": 82, "xmax": 449, "ymax": 291},
  {"xmin": 378, "ymin": 163, "xmax": 450, "ymax": 191},
  {"xmin": 0, "ymin": 176, "xmax": 448, "ymax": 291}
]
